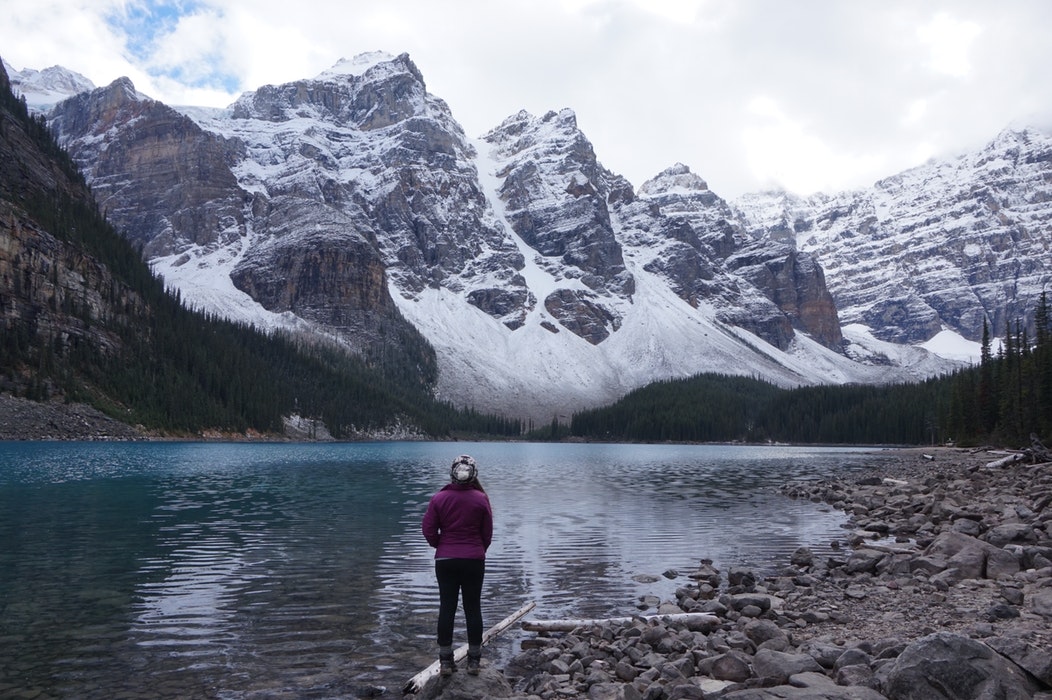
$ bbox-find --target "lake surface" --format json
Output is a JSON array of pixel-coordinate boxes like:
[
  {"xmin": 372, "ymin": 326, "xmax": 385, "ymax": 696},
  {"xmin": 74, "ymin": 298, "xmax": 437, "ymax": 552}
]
[{"xmin": 0, "ymin": 441, "xmax": 900, "ymax": 698}]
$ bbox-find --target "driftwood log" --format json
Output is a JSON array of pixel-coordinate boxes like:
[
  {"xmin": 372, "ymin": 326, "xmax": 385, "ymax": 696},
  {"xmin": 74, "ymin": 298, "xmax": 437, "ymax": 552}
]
[
  {"xmin": 986, "ymin": 452, "xmax": 1027, "ymax": 469},
  {"xmin": 986, "ymin": 435, "xmax": 1052, "ymax": 468},
  {"xmin": 402, "ymin": 600, "xmax": 536, "ymax": 695}
]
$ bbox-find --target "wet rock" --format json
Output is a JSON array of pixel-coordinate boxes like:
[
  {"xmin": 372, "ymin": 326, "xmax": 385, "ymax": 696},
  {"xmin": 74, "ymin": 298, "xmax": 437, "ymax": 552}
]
[
  {"xmin": 689, "ymin": 559, "xmax": 722, "ymax": 588},
  {"xmin": 790, "ymin": 547, "xmax": 814, "ymax": 568},
  {"xmin": 728, "ymin": 567, "xmax": 758, "ymax": 589}
]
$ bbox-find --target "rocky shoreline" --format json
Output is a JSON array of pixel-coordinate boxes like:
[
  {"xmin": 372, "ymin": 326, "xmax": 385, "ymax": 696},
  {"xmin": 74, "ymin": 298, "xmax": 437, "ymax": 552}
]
[{"xmin": 417, "ymin": 446, "xmax": 1052, "ymax": 700}]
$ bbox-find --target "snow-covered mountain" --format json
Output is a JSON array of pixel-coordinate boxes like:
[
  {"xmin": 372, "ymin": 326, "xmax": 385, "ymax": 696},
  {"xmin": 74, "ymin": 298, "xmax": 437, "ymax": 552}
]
[
  {"xmin": 10, "ymin": 51, "xmax": 1002, "ymax": 422},
  {"xmin": 4, "ymin": 61, "xmax": 94, "ymax": 111},
  {"xmin": 734, "ymin": 127, "xmax": 1052, "ymax": 350}
]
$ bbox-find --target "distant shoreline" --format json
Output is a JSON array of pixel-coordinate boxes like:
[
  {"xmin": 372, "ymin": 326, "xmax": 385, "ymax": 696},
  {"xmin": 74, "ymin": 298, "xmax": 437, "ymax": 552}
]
[{"xmin": 0, "ymin": 392, "xmax": 979, "ymax": 451}]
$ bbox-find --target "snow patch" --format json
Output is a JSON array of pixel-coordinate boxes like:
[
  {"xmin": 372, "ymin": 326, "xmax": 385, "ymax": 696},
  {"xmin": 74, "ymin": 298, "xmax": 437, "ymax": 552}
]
[
  {"xmin": 316, "ymin": 52, "xmax": 397, "ymax": 80},
  {"xmin": 919, "ymin": 328, "xmax": 982, "ymax": 364}
]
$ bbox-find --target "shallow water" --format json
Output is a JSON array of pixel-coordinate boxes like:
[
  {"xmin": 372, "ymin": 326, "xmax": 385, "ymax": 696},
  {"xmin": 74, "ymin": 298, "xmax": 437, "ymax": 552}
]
[{"xmin": 0, "ymin": 441, "xmax": 898, "ymax": 698}]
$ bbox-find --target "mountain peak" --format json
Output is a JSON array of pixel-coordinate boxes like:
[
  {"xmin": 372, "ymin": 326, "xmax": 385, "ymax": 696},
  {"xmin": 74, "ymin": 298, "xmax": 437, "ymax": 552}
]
[
  {"xmin": 313, "ymin": 51, "xmax": 424, "ymax": 88},
  {"xmin": 541, "ymin": 108, "xmax": 577, "ymax": 128},
  {"xmin": 6, "ymin": 61, "xmax": 95, "ymax": 111},
  {"xmin": 316, "ymin": 51, "xmax": 397, "ymax": 79},
  {"xmin": 639, "ymin": 163, "xmax": 709, "ymax": 196}
]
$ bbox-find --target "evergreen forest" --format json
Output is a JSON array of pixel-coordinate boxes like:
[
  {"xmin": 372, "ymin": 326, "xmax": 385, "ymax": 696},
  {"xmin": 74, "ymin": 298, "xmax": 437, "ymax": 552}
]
[{"xmin": 571, "ymin": 300, "xmax": 1052, "ymax": 448}]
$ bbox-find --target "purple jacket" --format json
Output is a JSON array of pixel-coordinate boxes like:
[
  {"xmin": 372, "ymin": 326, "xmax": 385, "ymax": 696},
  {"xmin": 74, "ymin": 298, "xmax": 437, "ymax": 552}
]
[{"xmin": 422, "ymin": 484, "xmax": 493, "ymax": 559}]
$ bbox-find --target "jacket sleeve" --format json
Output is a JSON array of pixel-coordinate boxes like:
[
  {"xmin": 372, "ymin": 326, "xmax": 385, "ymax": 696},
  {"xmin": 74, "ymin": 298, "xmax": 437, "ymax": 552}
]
[{"xmin": 422, "ymin": 496, "xmax": 440, "ymax": 548}]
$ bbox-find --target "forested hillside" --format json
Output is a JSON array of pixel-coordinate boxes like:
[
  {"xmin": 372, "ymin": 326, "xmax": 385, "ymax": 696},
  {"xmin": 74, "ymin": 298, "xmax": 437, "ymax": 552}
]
[
  {"xmin": 572, "ymin": 300, "xmax": 1052, "ymax": 447},
  {"xmin": 0, "ymin": 65, "xmax": 520, "ymax": 439}
]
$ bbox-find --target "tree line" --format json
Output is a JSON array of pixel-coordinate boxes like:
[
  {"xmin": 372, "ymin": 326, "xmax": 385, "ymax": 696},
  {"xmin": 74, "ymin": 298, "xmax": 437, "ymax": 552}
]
[{"xmin": 571, "ymin": 295, "xmax": 1052, "ymax": 448}]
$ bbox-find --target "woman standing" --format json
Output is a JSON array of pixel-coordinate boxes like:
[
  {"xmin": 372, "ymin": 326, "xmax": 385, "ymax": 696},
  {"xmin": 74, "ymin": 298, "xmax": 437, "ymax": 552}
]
[{"xmin": 421, "ymin": 454, "xmax": 493, "ymax": 676}]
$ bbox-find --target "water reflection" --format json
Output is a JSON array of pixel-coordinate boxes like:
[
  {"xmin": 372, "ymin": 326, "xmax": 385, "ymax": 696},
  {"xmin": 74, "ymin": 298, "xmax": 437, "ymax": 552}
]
[{"xmin": 0, "ymin": 441, "xmax": 897, "ymax": 698}]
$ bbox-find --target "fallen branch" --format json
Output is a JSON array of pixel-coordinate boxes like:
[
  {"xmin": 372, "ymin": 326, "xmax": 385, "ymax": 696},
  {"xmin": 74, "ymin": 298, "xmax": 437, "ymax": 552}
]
[
  {"xmin": 402, "ymin": 600, "xmax": 536, "ymax": 695},
  {"xmin": 522, "ymin": 611, "xmax": 719, "ymax": 633}
]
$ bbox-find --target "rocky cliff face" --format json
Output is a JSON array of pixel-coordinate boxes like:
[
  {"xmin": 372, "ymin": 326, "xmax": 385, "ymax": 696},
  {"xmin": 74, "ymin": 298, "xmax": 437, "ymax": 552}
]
[
  {"xmin": 616, "ymin": 164, "xmax": 842, "ymax": 350},
  {"xmin": 48, "ymin": 57, "xmax": 438, "ymax": 377},
  {"xmin": 19, "ymin": 52, "xmax": 976, "ymax": 421},
  {"xmin": 49, "ymin": 78, "xmax": 248, "ymax": 257},
  {"xmin": 0, "ymin": 63, "xmax": 147, "ymax": 395},
  {"xmin": 735, "ymin": 128, "xmax": 1052, "ymax": 345},
  {"xmin": 483, "ymin": 108, "xmax": 635, "ymax": 344}
]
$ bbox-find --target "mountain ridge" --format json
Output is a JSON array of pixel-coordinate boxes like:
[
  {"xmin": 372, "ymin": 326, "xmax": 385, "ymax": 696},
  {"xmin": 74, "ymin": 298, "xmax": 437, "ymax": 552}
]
[{"xmin": 12, "ymin": 53, "xmax": 1042, "ymax": 423}]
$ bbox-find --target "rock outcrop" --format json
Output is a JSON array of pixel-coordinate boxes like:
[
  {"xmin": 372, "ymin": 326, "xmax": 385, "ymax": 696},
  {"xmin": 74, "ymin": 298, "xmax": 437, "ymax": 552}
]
[
  {"xmin": 48, "ymin": 77, "xmax": 248, "ymax": 257},
  {"xmin": 49, "ymin": 59, "xmax": 440, "ymax": 377}
]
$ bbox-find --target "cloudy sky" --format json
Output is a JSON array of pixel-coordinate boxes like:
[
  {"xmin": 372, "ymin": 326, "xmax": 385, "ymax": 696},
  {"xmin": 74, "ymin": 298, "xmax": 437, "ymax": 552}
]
[{"xmin": 3, "ymin": 0, "xmax": 1051, "ymax": 198}]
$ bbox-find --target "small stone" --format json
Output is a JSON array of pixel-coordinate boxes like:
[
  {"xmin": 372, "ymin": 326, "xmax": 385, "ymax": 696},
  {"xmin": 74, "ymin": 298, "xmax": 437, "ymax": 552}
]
[{"xmin": 791, "ymin": 546, "xmax": 815, "ymax": 568}]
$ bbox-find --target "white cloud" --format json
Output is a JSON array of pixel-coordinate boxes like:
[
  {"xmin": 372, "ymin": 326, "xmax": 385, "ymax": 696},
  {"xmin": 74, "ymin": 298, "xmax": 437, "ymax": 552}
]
[
  {"xmin": 742, "ymin": 96, "xmax": 887, "ymax": 195},
  {"xmin": 917, "ymin": 12, "xmax": 983, "ymax": 78},
  {"xmin": 2, "ymin": 0, "xmax": 1052, "ymax": 199}
]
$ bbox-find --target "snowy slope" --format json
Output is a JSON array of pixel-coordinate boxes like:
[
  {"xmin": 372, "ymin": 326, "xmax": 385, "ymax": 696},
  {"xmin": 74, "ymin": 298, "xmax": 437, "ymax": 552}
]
[{"xmin": 5, "ymin": 61, "xmax": 95, "ymax": 111}]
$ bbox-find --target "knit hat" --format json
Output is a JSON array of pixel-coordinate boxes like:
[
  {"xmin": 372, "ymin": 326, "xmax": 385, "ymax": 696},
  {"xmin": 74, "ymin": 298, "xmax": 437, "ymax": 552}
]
[{"xmin": 450, "ymin": 454, "xmax": 478, "ymax": 484}]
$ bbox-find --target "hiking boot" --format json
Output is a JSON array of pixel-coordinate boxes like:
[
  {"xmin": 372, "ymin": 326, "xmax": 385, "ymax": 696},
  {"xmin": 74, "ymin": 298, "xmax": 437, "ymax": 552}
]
[
  {"xmin": 439, "ymin": 647, "xmax": 456, "ymax": 677},
  {"xmin": 467, "ymin": 645, "xmax": 481, "ymax": 675}
]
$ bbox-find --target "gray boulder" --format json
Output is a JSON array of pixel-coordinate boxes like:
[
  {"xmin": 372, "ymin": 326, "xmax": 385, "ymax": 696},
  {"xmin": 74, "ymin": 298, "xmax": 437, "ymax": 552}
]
[
  {"xmin": 985, "ymin": 635, "xmax": 1052, "ymax": 686},
  {"xmin": 587, "ymin": 681, "xmax": 643, "ymax": 699},
  {"xmin": 1032, "ymin": 588, "xmax": 1052, "ymax": 618},
  {"xmin": 883, "ymin": 632, "xmax": 1039, "ymax": 699},
  {"xmin": 751, "ymin": 649, "xmax": 824, "ymax": 683},
  {"xmin": 710, "ymin": 650, "xmax": 753, "ymax": 682},
  {"xmin": 983, "ymin": 522, "xmax": 1036, "ymax": 548},
  {"xmin": 922, "ymin": 531, "xmax": 1020, "ymax": 580}
]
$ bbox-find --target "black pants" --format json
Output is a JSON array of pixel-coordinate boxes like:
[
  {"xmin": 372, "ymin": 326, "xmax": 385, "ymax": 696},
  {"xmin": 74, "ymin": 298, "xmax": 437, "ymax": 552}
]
[{"xmin": 435, "ymin": 558, "xmax": 485, "ymax": 647}]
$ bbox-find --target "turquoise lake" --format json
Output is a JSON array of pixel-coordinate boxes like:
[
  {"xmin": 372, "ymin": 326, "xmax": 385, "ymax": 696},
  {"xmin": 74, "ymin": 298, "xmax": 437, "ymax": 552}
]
[{"xmin": 0, "ymin": 441, "xmax": 900, "ymax": 698}]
